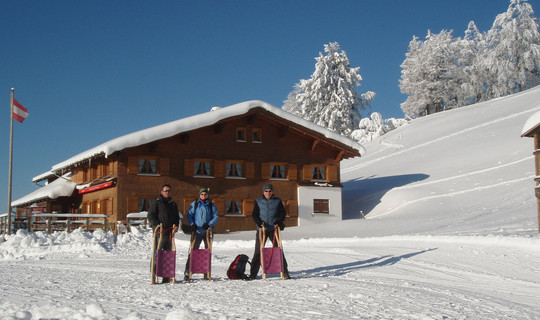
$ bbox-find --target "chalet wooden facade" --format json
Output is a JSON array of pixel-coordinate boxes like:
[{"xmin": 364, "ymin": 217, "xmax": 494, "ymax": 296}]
[
  {"xmin": 521, "ymin": 111, "xmax": 540, "ymax": 233},
  {"xmin": 13, "ymin": 101, "xmax": 364, "ymax": 233}
]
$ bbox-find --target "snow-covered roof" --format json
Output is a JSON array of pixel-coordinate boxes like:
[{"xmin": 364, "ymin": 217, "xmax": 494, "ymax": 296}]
[
  {"xmin": 12, "ymin": 174, "xmax": 76, "ymax": 207},
  {"xmin": 521, "ymin": 110, "xmax": 540, "ymax": 137},
  {"xmin": 32, "ymin": 171, "xmax": 55, "ymax": 183},
  {"xmin": 51, "ymin": 100, "xmax": 365, "ymax": 172}
]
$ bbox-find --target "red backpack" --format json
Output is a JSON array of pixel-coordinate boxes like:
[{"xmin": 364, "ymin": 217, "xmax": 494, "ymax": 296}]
[{"xmin": 227, "ymin": 254, "xmax": 251, "ymax": 280}]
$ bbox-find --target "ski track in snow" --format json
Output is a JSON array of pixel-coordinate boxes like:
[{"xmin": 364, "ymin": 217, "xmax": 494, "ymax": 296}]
[
  {"xmin": 1, "ymin": 231, "xmax": 539, "ymax": 319},
  {"xmin": 342, "ymin": 106, "xmax": 540, "ymax": 174},
  {"xmin": 366, "ymin": 175, "xmax": 533, "ymax": 219}
]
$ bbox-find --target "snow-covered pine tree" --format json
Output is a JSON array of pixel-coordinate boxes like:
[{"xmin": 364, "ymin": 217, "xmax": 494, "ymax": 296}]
[
  {"xmin": 460, "ymin": 21, "xmax": 488, "ymax": 105},
  {"xmin": 283, "ymin": 42, "xmax": 374, "ymax": 136},
  {"xmin": 399, "ymin": 30, "xmax": 459, "ymax": 118},
  {"xmin": 483, "ymin": 0, "xmax": 540, "ymax": 97},
  {"xmin": 398, "ymin": 36, "xmax": 424, "ymax": 117}
]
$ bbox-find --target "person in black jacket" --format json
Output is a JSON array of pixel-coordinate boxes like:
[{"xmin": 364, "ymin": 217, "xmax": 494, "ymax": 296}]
[
  {"xmin": 147, "ymin": 184, "xmax": 180, "ymax": 283},
  {"xmin": 249, "ymin": 183, "xmax": 290, "ymax": 279}
]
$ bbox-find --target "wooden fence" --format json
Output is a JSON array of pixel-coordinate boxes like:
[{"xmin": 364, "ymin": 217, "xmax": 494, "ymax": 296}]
[{"xmin": 28, "ymin": 213, "xmax": 110, "ymax": 233}]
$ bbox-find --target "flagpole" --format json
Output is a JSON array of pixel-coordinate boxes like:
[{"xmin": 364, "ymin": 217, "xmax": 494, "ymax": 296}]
[{"xmin": 7, "ymin": 88, "xmax": 14, "ymax": 235}]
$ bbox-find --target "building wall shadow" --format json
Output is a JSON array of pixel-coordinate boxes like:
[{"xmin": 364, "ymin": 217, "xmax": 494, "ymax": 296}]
[{"xmin": 342, "ymin": 173, "xmax": 429, "ymax": 220}]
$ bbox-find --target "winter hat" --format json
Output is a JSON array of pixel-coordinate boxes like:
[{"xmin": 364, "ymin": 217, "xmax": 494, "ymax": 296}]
[
  {"xmin": 262, "ymin": 183, "xmax": 274, "ymax": 192},
  {"xmin": 199, "ymin": 187, "xmax": 209, "ymax": 194}
]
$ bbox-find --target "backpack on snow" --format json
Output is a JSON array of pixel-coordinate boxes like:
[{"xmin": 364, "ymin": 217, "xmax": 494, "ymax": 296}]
[{"xmin": 227, "ymin": 254, "xmax": 251, "ymax": 280}]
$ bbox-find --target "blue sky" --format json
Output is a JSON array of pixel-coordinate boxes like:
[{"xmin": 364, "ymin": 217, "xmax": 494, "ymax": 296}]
[{"xmin": 1, "ymin": 0, "xmax": 537, "ymax": 213}]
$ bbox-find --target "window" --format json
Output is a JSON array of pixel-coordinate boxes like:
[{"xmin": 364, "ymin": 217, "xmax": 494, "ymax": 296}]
[
  {"xmin": 138, "ymin": 198, "xmax": 156, "ymax": 212},
  {"xmin": 194, "ymin": 161, "xmax": 212, "ymax": 176},
  {"xmin": 270, "ymin": 164, "xmax": 286, "ymax": 179},
  {"xmin": 226, "ymin": 162, "xmax": 243, "ymax": 177},
  {"xmin": 252, "ymin": 128, "xmax": 262, "ymax": 143},
  {"xmin": 139, "ymin": 159, "xmax": 157, "ymax": 174},
  {"xmin": 236, "ymin": 128, "xmax": 246, "ymax": 142},
  {"xmin": 312, "ymin": 167, "xmax": 326, "ymax": 180},
  {"xmin": 314, "ymin": 199, "xmax": 329, "ymax": 214},
  {"xmin": 226, "ymin": 200, "xmax": 243, "ymax": 215}
]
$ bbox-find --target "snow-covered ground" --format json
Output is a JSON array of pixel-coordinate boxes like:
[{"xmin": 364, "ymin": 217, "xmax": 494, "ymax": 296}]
[{"xmin": 2, "ymin": 87, "xmax": 540, "ymax": 319}]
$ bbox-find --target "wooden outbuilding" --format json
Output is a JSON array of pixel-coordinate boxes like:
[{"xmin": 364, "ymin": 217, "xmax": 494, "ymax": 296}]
[
  {"xmin": 521, "ymin": 110, "xmax": 540, "ymax": 233},
  {"xmin": 13, "ymin": 100, "xmax": 364, "ymax": 233}
]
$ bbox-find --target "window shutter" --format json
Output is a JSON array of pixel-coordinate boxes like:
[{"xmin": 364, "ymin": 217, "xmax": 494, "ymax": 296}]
[
  {"xmin": 127, "ymin": 197, "xmax": 139, "ymax": 214},
  {"xmin": 184, "ymin": 159, "xmax": 194, "ymax": 176},
  {"xmin": 287, "ymin": 164, "xmax": 297, "ymax": 180},
  {"xmin": 214, "ymin": 160, "xmax": 225, "ymax": 178},
  {"xmin": 183, "ymin": 198, "xmax": 195, "ymax": 215},
  {"xmin": 127, "ymin": 157, "xmax": 138, "ymax": 175},
  {"xmin": 286, "ymin": 200, "xmax": 298, "ymax": 217},
  {"xmin": 243, "ymin": 199, "xmax": 255, "ymax": 216},
  {"xmin": 82, "ymin": 202, "xmax": 90, "ymax": 214},
  {"xmin": 302, "ymin": 165, "xmax": 312, "ymax": 181},
  {"xmin": 106, "ymin": 198, "xmax": 113, "ymax": 215},
  {"xmin": 245, "ymin": 162, "xmax": 255, "ymax": 179},
  {"xmin": 213, "ymin": 198, "xmax": 226, "ymax": 216},
  {"xmin": 327, "ymin": 165, "xmax": 338, "ymax": 181},
  {"xmin": 261, "ymin": 163, "xmax": 270, "ymax": 179},
  {"xmin": 160, "ymin": 158, "xmax": 170, "ymax": 176}
]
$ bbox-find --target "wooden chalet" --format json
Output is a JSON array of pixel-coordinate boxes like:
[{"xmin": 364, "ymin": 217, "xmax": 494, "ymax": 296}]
[
  {"xmin": 521, "ymin": 110, "xmax": 540, "ymax": 233},
  {"xmin": 13, "ymin": 101, "xmax": 364, "ymax": 233}
]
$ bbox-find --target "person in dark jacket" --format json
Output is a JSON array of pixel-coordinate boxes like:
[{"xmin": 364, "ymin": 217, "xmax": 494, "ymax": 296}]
[
  {"xmin": 147, "ymin": 184, "xmax": 180, "ymax": 283},
  {"xmin": 184, "ymin": 187, "xmax": 219, "ymax": 280},
  {"xmin": 250, "ymin": 183, "xmax": 290, "ymax": 279}
]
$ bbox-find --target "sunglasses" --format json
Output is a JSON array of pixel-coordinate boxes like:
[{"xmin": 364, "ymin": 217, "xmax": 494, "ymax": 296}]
[{"xmin": 162, "ymin": 189, "xmax": 172, "ymax": 193}]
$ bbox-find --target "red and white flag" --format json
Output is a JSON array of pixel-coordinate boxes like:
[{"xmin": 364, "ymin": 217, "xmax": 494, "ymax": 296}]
[{"xmin": 12, "ymin": 98, "xmax": 28, "ymax": 123}]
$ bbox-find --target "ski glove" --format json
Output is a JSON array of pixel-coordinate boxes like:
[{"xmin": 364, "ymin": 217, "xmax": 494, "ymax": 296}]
[
  {"xmin": 190, "ymin": 224, "xmax": 198, "ymax": 232},
  {"xmin": 202, "ymin": 223, "xmax": 209, "ymax": 230}
]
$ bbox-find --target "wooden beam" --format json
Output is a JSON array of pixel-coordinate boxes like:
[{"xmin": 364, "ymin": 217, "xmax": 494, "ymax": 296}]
[
  {"xmin": 335, "ymin": 150, "xmax": 344, "ymax": 161},
  {"xmin": 311, "ymin": 139, "xmax": 319, "ymax": 151}
]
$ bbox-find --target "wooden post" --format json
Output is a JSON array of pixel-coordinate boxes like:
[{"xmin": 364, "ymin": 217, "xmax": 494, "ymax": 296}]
[{"xmin": 535, "ymin": 134, "xmax": 540, "ymax": 233}]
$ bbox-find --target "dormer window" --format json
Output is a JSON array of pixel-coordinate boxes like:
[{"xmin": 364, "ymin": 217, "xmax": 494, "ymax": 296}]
[
  {"xmin": 236, "ymin": 127, "xmax": 246, "ymax": 142},
  {"xmin": 252, "ymin": 128, "xmax": 262, "ymax": 143}
]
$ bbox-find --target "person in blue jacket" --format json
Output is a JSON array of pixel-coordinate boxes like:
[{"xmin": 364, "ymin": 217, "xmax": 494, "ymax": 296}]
[
  {"xmin": 184, "ymin": 187, "xmax": 218, "ymax": 280},
  {"xmin": 249, "ymin": 183, "xmax": 290, "ymax": 279}
]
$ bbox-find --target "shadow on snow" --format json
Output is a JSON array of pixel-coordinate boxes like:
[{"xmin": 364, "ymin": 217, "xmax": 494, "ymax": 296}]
[
  {"xmin": 342, "ymin": 173, "xmax": 429, "ymax": 219},
  {"xmin": 292, "ymin": 248, "xmax": 437, "ymax": 278}
]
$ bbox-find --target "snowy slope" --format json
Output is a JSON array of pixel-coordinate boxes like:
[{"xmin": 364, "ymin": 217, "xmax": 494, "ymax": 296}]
[{"xmin": 1, "ymin": 88, "xmax": 540, "ymax": 319}]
